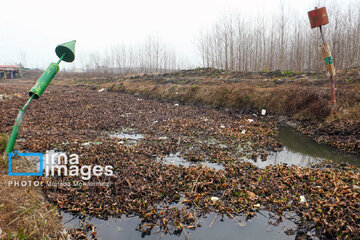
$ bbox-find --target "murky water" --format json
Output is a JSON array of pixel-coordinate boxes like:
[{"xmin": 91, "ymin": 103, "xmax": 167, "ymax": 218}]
[
  {"xmin": 108, "ymin": 131, "xmax": 145, "ymax": 145},
  {"xmin": 60, "ymin": 126, "xmax": 358, "ymax": 239},
  {"xmin": 275, "ymin": 126, "xmax": 360, "ymax": 167},
  {"xmin": 157, "ymin": 153, "xmax": 225, "ymax": 171},
  {"xmin": 110, "ymin": 132, "xmax": 144, "ymax": 140},
  {"xmin": 61, "ymin": 210, "xmax": 305, "ymax": 240},
  {"xmin": 158, "ymin": 126, "xmax": 360, "ymax": 169}
]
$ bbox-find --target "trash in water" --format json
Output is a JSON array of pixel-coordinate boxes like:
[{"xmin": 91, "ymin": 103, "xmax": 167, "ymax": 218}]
[{"xmin": 210, "ymin": 196, "xmax": 219, "ymax": 201}]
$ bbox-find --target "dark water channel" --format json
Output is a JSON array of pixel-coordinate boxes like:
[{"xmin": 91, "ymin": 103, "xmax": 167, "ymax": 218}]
[
  {"xmin": 61, "ymin": 126, "xmax": 359, "ymax": 239},
  {"xmin": 275, "ymin": 126, "xmax": 360, "ymax": 167},
  {"xmin": 62, "ymin": 211, "xmax": 301, "ymax": 240}
]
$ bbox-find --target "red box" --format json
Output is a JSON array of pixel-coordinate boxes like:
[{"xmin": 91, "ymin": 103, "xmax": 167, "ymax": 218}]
[{"xmin": 308, "ymin": 7, "xmax": 329, "ymax": 28}]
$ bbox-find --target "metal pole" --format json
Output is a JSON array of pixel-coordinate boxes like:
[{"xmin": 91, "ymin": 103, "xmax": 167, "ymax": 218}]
[
  {"xmin": 57, "ymin": 53, "xmax": 65, "ymax": 64},
  {"xmin": 319, "ymin": 26, "xmax": 336, "ymax": 115},
  {"xmin": 5, "ymin": 40, "xmax": 75, "ymax": 155},
  {"xmin": 330, "ymin": 76, "xmax": 336, "ymax": 114},
  {"xmin": 319, "ymin": 26, "xmax": 325, "ymax": 43},
  {"xmin": 5, "ymin": 94, "xmax": 35, "ymax": 154}
]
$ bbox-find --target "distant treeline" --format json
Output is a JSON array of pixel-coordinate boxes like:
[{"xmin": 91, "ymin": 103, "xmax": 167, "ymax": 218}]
[
  {"xmin": 197, "ymin": 1, "xmax": 360, "ymax": 72},
  {"xmin": 77, "ymin": 35, "xmax": 190, "ymax": 74},
  {"xmin": 76, "ymin": 1, "xmax": 359, "ymax": 74}
]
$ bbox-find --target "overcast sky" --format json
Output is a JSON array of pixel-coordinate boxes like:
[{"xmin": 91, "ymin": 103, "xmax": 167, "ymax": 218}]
[{"xmin": 0, "ymin": 0, "xmax": 335, "ymax": 69}]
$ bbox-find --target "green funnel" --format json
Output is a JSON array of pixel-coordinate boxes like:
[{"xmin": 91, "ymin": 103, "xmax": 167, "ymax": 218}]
[{"xmin": 55, "ymin": 40, "xmax": 76, "ymax": 62}]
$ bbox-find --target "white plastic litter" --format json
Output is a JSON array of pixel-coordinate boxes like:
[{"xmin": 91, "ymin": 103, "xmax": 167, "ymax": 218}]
[
  {"xmin": 248, "ymin": 119, "xmax": 254, "ymax": 123},
  {"xmin": 211, "ymin": 196, "xmax": 219, "ymax": 201},
  {"xmin": 241, "ymin": 130, "xmax": 246, "ymax": 134},
  {"xmin": 98, "ymin": 88, "xmax": 105, "ymax": 92},
  {"xmin": 299, "ymin": 195, "xmax": 306, "ymax": 203},
  {"xmin": 174, "ymin": 103, "xmax": 179, "ymax": 106},
  {"xmin": 220, "ymin": 125, "xmax": 225, "ymax": 129},
  {"xmin": 261, "ymin": 109, "xmax": 266, "ymax": 116}
]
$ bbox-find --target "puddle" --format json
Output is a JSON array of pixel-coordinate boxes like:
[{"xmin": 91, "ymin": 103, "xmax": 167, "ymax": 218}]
[
  {"xmin": 246, "ymin": 150, "xmax": 320, "ymax": 168},
  {"xmin": 157, "ymin": 153, "xmax": 224, "ymax": 171},
  {"xmin": 108, "ymin": 131, "xmax": 145, "ymax": 145},
  {"xmin": 61, "ymin": 210, "xmax": 305, "ymax": 240},
  {"xmin": 248, "ymin": 126, "xmax": 360, "ymax": 168},
  {"xmin": 109, "ymin": 133, "xmax": 144, "ymax": 140}
]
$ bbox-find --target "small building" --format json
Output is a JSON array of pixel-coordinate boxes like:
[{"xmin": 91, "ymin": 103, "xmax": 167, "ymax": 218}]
[{"xmin": 0, "ymin": 65, "xmax": 20, "ymax": 79}]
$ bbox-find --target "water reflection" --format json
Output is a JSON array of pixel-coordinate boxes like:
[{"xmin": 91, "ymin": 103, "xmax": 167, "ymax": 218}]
[
  {"xmin": 245, "ymin": 126, "xmax": 360, "ymax": 168},
  {"xmin": 157, "ymin": 153, "xmax": 225, "ymax": 171},
  {"xmin": 61, "ymin": 210, "xmax": 300, "ymax": 240},
  {"xmin": 277, "ymin": 126, "xmax": 360, "ymax": 167}
]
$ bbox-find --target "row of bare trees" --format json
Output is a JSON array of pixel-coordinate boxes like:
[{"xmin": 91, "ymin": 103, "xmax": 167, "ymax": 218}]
[
  {"xmin": 197, "ymin": 1, "xmax": 360, "ymax": 72},
  {"xmin": 77, "ymin": 35, "xmax": 189, "ymax": 73},
  {"xmin": 73, "ymin": 1, "xmax": 359, "ymax": 73}
]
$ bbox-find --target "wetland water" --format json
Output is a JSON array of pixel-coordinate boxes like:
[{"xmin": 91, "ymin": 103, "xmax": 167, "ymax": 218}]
[
  {"xmin": 61, "ymin": 127, "xmax": 359, "ymax": 239},
  {"xmin": 274, "ymin": 126, "xmax": 360, "ymax": 167}
]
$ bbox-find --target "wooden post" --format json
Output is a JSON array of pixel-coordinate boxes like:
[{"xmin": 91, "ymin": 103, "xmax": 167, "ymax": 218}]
[{"xmin": 321, "ymin": 43, "xmax": 336, "ymax": 114}]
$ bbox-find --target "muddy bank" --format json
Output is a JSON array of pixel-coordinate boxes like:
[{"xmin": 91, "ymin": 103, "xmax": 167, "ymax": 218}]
[{"xmin": 93, "ymin": 68, "xmax": 360, "ymax": 154}]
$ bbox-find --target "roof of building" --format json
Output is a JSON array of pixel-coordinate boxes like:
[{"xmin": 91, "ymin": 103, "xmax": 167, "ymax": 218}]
[{"xmin": 0, "ymin": 65, "xmax": 20, "ymax": 70}]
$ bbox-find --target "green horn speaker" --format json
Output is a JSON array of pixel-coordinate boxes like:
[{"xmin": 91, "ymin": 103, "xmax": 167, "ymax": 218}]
[
  {"xmin": 55, "ymin": 40, "xmax": 76, "ymax": 62},
  {"xmin": 5, "ymin": 40, "xmax": 76, "ymax": 154}
]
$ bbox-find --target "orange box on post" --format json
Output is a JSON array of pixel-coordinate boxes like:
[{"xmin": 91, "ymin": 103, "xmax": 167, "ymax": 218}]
[{"xmin": 308, "ymin": 7, "xmax": 329, "ymax": 29}]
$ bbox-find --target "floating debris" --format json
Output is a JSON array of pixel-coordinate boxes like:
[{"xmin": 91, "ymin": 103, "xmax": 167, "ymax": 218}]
[
  {"xmin": 210, "ymin": 196, "xmax": 219, "ymax": 201},
  {"xmin": 157, "ymin": 152, "xmax": 224, "ymax": 171},
  {"xmin": 1, "ymin": 83, "xmax": 359, "ymax": 239}
]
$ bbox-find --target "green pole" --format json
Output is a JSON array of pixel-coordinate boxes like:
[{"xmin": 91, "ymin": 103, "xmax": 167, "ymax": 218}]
[
  {"xmin": 5, "ymin": 94, "xmax": 35, "ymax": 154},
  {"xmin": 5, "ymin": 40, "xmax": 76, "ymax": 155},
  {"xmin": 57, "ymin": 53, "xmax": 65, "ymax": 64}
]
